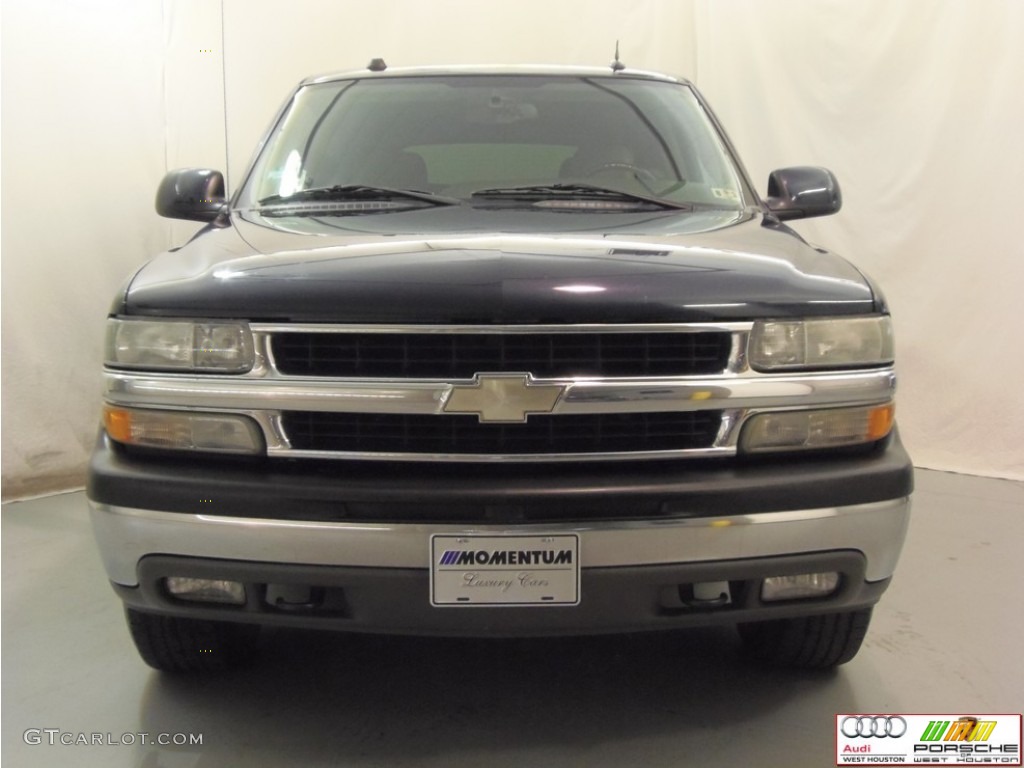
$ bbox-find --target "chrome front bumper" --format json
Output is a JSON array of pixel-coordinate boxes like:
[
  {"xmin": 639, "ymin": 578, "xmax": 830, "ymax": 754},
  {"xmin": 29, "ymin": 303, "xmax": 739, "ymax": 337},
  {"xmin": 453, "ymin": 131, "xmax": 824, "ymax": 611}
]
[{"xmin": 90, "ymin": 497, "xmax": 911, "ymax": 588}]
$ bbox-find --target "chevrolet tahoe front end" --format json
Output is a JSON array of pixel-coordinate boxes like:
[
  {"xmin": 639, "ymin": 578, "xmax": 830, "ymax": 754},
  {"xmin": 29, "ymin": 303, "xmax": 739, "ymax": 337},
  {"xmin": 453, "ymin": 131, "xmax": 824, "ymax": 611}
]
[{"xmin": 87, "ymin": 64, "xmax": 912, "ymax": 672}]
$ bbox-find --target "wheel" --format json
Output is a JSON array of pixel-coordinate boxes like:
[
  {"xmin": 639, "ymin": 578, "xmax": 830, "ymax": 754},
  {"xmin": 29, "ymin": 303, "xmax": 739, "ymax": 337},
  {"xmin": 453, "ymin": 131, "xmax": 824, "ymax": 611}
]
[
  {"xmin": 125, "ymin": 608, "xmax": 260, "ymax": 673},
  {"xmin": 737, "ymin": 608, "xmax": 873, "ymax": 669}
]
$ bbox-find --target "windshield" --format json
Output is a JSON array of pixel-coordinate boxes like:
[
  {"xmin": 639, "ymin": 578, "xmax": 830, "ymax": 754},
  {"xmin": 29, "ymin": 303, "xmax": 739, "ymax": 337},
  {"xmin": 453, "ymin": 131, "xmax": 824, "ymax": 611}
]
[{"xmin": 237, "ymin": 75, "xmax": 750, "ymax": 211}]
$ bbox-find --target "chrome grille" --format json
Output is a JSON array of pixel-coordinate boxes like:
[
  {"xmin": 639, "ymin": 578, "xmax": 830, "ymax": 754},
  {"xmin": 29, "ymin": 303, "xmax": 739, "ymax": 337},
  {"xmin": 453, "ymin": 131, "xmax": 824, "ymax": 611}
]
[
  {"xmin": 281, "ymin": 411, "xmax": 724, "ymax": 455},
  {"xmin": 270, "ymin": 331, "xmax": 732, "ymax": 378}
]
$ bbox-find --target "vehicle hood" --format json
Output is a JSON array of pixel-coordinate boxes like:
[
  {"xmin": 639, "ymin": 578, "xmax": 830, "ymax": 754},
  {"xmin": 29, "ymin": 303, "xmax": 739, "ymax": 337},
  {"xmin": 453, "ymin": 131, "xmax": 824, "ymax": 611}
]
[{"xmin": 121, "ymin": 207, "xmax": 878, "ymax": 323}]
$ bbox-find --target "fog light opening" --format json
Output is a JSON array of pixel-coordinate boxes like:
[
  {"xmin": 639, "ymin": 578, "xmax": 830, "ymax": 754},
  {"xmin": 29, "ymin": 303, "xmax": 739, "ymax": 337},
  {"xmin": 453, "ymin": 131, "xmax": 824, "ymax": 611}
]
[
  {"xmin": 164, "ymin": 577, "xmax": 246, "ymax": 605},
  {"xmin": 761, "ymin": 572, "xmax": 840, "ymax": 602}
]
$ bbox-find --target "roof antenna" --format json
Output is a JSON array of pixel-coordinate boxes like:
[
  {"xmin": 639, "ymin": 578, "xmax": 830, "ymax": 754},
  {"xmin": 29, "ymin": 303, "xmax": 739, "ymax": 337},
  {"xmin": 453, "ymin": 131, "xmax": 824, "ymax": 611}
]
[
  {"xmin": 367, "ymin": 57, "xmax": 387, "ymax": 72},
  {"xmin": 610, "ymin": 41, "xmax": 625, "ymax": 72}
]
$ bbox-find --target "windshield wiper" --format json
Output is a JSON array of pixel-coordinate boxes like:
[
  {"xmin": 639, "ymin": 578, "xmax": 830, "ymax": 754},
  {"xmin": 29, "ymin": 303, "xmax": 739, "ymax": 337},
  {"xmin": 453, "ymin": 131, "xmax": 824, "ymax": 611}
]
[
  {"xmin": 470, "ymin": 183, "xmax": 692, "ymax": 210},
  {"xmin": 258, "ymin": 184, "xmax": 461, "ymax": 207}
]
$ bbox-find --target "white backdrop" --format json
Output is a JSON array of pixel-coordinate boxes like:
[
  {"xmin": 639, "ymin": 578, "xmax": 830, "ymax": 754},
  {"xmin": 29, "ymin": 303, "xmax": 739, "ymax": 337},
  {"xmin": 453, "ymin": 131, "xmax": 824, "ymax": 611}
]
[
  {"xmin": 2, "ymin": 0, "xmax": 1022, "ymax": 498},
  {"xmin": 693, "ymin": 1, "xmax": 1024, "ymax": 482},
  {"xmin": 1, "ymin": 0, "xmax": 169, "ymax": 497}
]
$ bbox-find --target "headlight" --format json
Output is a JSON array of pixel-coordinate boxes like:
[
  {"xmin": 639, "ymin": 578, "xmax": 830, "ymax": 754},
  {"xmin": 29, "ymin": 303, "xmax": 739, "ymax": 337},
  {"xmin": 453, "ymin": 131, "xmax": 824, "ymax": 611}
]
[
  {"xmin": 748, "ymin": 316, "xmax": 893, "ymax": 371},
  {"xmin": 105, "ymin": 319, "xmax": 254, "ymax": 372},
  {"xmin": 103, "ymin": 405, "xmax": 264, "ymax": 454},
  {"xmin": 740, "ymin": 403, "xmax": 895, "ymax": 453}
]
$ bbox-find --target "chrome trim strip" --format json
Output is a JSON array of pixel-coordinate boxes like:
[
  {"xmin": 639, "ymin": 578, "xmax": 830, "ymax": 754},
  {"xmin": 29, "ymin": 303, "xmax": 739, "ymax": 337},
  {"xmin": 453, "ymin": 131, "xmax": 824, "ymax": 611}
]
[
  {"xmin": 103, "ymin": 369, "xmax": 896, "ymax": 415},
  {"xmin": 249, "ymin": 322, "xmax": 755, "ymax": 334},
  {"xmin": 250, "ymin": 331, "xmax": 275, "ymax": 379},
  {"xmin": 726, "ymin": 329, "xmax": 750, "ymax": 373},
  {"xmin": 89, "ymin": 497, "xmax": 911, "ymax": 587},
  {"xmin": 263, "ymin": 445, "xmax": 739, "ymax": 463},
  {"xmin": 105, "ymin": 375, "xmax": 447, "ymax": 413},
  {"xmin": 251, "ymin": 324, "xmax": 751, "ymax": 377}
]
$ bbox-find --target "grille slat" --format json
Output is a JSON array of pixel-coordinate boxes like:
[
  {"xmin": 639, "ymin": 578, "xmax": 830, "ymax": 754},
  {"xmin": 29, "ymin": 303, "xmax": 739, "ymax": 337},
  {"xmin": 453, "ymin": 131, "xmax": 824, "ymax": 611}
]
[
  {"xmin": 282, "ymin": 411, "xmax": 723, "ymax": 455},
  {"xmin": 270, "ymin": 332, "xmax": 731, "ymax": 378}
]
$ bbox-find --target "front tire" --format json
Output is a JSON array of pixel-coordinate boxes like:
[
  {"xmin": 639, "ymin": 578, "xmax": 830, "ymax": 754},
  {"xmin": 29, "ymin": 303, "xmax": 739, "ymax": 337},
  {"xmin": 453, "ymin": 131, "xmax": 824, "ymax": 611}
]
[
  {"xmin": 125, "ymin": 608, "xmax": 260, "ymax": 673},
  {"xmin": 738, "ymin": 608, "xmax": 873, "ymax": 669}
]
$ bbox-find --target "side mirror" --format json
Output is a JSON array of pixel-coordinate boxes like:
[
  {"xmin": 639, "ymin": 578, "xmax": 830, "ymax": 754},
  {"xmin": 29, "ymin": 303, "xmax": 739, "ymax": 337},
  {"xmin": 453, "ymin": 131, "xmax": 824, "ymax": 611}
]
[
  {"xmin": 764, "ymin": 166, "xmax": 841, "ymax": 221},
  {"xmin": 155, "ymin": 168, "xmax": 226, "ymax": 222}
]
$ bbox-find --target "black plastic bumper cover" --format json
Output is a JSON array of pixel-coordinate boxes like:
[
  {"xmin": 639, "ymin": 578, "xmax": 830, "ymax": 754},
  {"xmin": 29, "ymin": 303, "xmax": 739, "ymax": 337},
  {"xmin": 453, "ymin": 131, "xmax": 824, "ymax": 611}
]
[
  {"xmin": 87, "ymin": 432, "xmax": 913, "ymax": 523},
  {"xmin": 118, "ymin": 551, "xmax": 889, "ymax": 637}
]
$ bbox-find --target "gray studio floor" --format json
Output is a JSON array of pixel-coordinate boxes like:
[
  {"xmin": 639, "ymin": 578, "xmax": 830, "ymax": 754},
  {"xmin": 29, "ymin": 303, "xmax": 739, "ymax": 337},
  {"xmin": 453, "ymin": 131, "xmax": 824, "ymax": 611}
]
[{"xmin": 2, "ymin": 468, "xmax": 1022, "ymax": 768}]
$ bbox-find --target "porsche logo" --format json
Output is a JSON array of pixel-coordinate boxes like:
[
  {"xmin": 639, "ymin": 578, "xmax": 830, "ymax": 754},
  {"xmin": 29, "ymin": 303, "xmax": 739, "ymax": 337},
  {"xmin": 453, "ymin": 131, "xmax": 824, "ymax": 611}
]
[{"xmin": 443, "ymin": 374, "xmax": 565, "ymax": 423}]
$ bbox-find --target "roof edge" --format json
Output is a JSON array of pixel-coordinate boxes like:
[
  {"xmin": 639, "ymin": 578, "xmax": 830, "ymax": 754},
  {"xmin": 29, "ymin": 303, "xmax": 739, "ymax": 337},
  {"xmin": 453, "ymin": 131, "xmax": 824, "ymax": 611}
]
[{"xmin": 301, "ymin": 64, "xmax": 690, "ymax": 86}]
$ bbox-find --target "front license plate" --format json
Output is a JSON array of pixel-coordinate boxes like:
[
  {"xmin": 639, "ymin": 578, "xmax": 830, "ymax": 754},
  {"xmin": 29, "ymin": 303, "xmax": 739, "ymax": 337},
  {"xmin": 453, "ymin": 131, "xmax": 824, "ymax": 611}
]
[{"xmin": 430, "ymin": 534, "xmax": 580, "ymax": 606}]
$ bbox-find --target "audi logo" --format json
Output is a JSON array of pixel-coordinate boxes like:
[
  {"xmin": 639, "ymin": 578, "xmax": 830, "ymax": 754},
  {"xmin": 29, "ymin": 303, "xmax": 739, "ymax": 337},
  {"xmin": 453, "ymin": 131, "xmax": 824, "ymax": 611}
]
[{"xmin": 841, "ymin": 716, "xmax": 908, "ymax": 738}]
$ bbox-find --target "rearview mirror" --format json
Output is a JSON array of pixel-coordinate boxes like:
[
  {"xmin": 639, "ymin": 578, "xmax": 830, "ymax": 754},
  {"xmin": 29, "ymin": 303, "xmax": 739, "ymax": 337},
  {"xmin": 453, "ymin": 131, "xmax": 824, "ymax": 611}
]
[
  {"xmin": 155, "ymin": 168, "xmax": 226, "ymax": 222},
  {"xmin": 765, "ymin": 166, "xmax": 841, "ymax": 221}
]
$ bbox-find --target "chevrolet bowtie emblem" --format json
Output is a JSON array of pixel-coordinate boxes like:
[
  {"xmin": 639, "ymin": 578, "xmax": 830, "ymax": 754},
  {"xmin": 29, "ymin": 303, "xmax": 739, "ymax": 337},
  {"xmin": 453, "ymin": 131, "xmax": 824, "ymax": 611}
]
[{"xmin": 443, "ymin": 374, "xmax": 565, "ymax": 423}]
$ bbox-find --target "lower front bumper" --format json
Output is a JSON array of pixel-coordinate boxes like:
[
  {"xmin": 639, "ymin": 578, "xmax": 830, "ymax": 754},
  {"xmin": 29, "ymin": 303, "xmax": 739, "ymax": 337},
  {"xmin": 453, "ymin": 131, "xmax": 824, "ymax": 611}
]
[
  {"xmin": 113, "ymin": 551, "xmax": 890, "ymax": 636},
  {"xmin": 90, "ymin": 496, "xmax": 909, "ymax": 635},
  {"xmin": 90, "ymin": 498, "xmax": 910, "ymax": 586}
]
